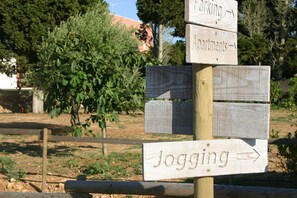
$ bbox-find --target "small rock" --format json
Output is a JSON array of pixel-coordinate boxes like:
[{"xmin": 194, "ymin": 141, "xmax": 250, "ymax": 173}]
[{"xmin": 9, "ymin": 178, "xmax": 16, "ymax": 182}]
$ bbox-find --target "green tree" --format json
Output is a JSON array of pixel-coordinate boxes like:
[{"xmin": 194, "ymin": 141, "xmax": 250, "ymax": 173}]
[
  {"xmin": 166, "ymin": 40, "xmax": 186, "ymax": 66},
  {"xmin": 27, "ymin": 2, "xmax": 154, "ymax": 155},
  {"xmin": 0, "ymin": 0, "xmax": 99, "ymax": 76},
  {"xmin": 136, "ymin": 0, "xmax": 184, "ymax": 62},
  {"xmin": 283, "ymin": 38, "xmax": 297, "ymax": 77},
  {"xmin": 238, "ymin": 34, "xmax": 269, "ymax": 65},
  {"xmin": 238, "ymin": 0, "xmax": 297, "ymax": 79}
]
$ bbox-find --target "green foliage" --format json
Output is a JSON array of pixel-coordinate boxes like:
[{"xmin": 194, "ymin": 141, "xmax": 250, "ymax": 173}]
[
  {"xmin": 239, "ymin": 0, "xmax": 297, "ymax": 79},
  {"xmin": 278, "ymin": 132, "xmax": 297, "ymax": 175},
  {"xmin": 0, "ymin": 0, "xmax": 99, "ymax": 75},
  {"xmin": 283, "ymin": 38, "xmax": 297, "ymax": 78},
  {"xmin": 270, "ymin": 80, "xmax": 282, "ymax": 106},
  {"xmin": 66, "ymin": 158, "xmax": 79, "ymax": 168},
  {"xmin": 238, "ymin": 34, "xmax": 269, "ymax": 65},
  {"xmin": 136, "ymin": 0, "xmax": 184, "ymax": 37},
  {"xmin": 27, "ymin": 2, "xmax": 156, "ymax": 136},
  {"xmin": 82, "ymin": 152, "xmax": 142, "ymax": 179},
  {"xmin": 286, "ymin": 77, "xmax": 297, "ymax": 113},
  {"xmin": 166, "ymin": 41, "xmax": 186, "ymax": 65},
  {"xmin": 0, "ymin": 156, "xmax": 26, "ymax": 181},
  {"xmin": 270, "ymin": 129, "xmax": 279, "ymax": 138}
]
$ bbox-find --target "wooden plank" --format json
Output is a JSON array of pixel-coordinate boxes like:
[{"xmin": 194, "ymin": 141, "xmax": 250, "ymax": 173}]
[
  {"xmin": 146, "ymin": 66, "xmax": 192, "ymax": 99},
  {"xmin": 0, "ymin": 193, "xmax": 91, "ymax": 198},
  {"xmin": 0, "ymin": 128, "xmax": 41, "ymax": 135},
  {"xmin": 146, "ymin": 66, "xmax": 270, "ymax": 102},
  {"xmin": 47, "ymin": 135, "xmax": 160, "ymax": 145},
  {"xmin": 65, "ymin": 181, "xmax": 297, "ymax": 198},
  {"xmin": 186, "ymin": 24, "xmax": 238, "ymax": 65},
  {"xmin": 143, "ymin": 139, "xmax": 268, "ymax": 181},
  {"xmin": 65, "ymin": 180, "xmax": 193, "ymax": 196},
  {"xmin": 185, "ymin": 0, "xmax": 238, "ymax": 33},
  {"xmin": 145, "ymin": 101, "xmax": 270, "ymax": 139},
  {"xmin": 145, "ymin": 101, "xmax": 192, "ymax": 135},
  {"xmin": 213, "ymin": 102, "xmax": 270, "ymax": 139},
  {"xmin": 213, "ymin": 66, "xmax": 270, "ymax": 102}
]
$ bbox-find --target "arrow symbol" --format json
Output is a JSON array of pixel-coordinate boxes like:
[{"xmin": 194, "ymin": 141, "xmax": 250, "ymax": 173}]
[{"xmin": 236, "ymin": 149, "xmax": 260, "ymax": 163}]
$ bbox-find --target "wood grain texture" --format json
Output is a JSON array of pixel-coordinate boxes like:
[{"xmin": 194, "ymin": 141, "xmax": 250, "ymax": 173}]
[
  {"xmin": 143, "ymin": 139, "xmax": 268, "ymax": 180},
  {"xmin": 64, "ymin": 180, "xmax": 297, "ymax": 198},
  {"xmin": 146, "ymin": 66, "xmax": 270, "ymax": 102},
  {"xmin": 192, "ymin": 64, "xmax": 214, "ymax": 198},
  {"xmin": 185, "ymin": 0, "xmax": 238, "ymax": 33},
  {"xmin": 0, "ymin": 193, "xmax": 91, "ymax": 198},
  {"xmin": 145, "ymin": 100, "xmax": 270, "ymax": 139},
  {"xmin": 186, "ymin": 24, "xmax": 238, "ymax": 65},
  {"xmin": 213, "ymin": 66, "xmax": 270, "ymax": 102},
  {"xmin": 146, "ymin": 66, "xmax": 192, "ymax": 99}
]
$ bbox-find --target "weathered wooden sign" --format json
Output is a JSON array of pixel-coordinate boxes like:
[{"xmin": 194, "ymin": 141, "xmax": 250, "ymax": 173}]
[
  {"xmin": 185, "ymin": 0, "xmax": 238, "ymax": 32},
  {"xmin": 145, "ymin": 101, "xmax": 270, "ymax": 139},
  {"xmin": 146, "ymin": 66, "xmax": 270, "ymax": 102},
  {"xmin": 186, "ymin": 24, "xmax": 238, "ymax": 65},
  {"xmin": 145, "ymin": 66, "xmax": 270, "ymax": 139},
  {"xmin": 143, "ymin": 139, "xmax": 268, "ymax": 181}
]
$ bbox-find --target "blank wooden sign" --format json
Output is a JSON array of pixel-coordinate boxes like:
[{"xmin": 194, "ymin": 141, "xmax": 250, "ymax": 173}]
[
  {"xmin": 185, "ymin": 0, "xmax": 238, "ymax": 33},
  {"xmin": 143, "ymin": 139, "xmax": 268, "ymax": 181},
  {"xmin": 145, "ymin": 66, "xmax": 271, "ymax": 139},
  {"xmin": 146, "ymin": 66, "xmax": 270, "ymax": 102},
  {"xmin": 145, "ymin": 101, "xmax": 270, "ymax": 139},
  {"xmin": 186, "ymin": 24, "xmax": 238, "ymax": 65}
]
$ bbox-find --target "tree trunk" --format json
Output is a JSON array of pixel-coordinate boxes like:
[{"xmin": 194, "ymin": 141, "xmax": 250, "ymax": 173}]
[
  {"xmin": 158, "ymin": 24, "xmax": 164, "ymax": 63},
  {"xmin": 278, "ymin": 0, "xmax": 289, "ymax": 79},
  {"xmin": 70, "ymin": 104, "xmax": 80, "ymax": 127},
  {"xmin": 102, "ymin": 127, "xmax": 107, "ymax": 156}
]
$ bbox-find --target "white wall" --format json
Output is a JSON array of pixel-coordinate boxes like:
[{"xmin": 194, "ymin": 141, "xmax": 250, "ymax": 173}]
[
  {"xmin": 0, "ymin": 57, "xmax": 17, "ymax": 89},
  {"xmin": 0, "ymin": 73, "xmax": 17, "ymax": 89}
]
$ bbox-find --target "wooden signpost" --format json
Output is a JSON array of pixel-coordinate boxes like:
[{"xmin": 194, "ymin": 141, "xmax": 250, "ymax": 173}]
[
  {"xmin": 143, "ymin": 139, "xmax": 268, "ymax": 181},
  {"xmin": 143, "ymin": 1, "xmax": 269, "ymax": 198}
]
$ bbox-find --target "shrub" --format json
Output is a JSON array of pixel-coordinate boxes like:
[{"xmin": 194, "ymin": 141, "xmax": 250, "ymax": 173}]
[{"xmin": 0, "ymin": 156, "xmax": 26, "ymax": 181}]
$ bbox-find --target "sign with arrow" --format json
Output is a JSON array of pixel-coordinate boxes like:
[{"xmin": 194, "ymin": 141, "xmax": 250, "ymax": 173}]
[
  {"xmin": 186, "ymin": 24, "xmax": 238, "ymax": 65},
  {"xmin": 185, "ymin": 0, "xmax": 238, "ymax": 32},
  {"xmin": 143, "ymin": 139, "xmax": 268, "ymax": 181}
]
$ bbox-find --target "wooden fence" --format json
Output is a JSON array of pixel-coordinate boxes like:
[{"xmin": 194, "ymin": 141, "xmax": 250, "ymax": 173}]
[
  {"xmin": 1, "ymin": 128, "xmax": 297, "ymax": 197},
  {"xmin": 0, "ymin": 127, "xmax": 296, "ymax": 145}
]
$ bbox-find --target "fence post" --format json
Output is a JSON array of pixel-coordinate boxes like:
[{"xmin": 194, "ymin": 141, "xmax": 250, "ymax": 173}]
[
  {"xmin": 33, "ymin": 90, "xmax": 44, "ymax": 114},
  {"xmin": 42, "ymin": 128, "xmax": 49, "ymax": 192}
]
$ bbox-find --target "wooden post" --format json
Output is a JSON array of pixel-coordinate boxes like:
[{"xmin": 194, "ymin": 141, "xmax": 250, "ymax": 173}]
[
  {"xmin": 33, "ymin": 90, "xmax": 44, "ymax": 114},
  {"xmin": 42, "ymin": 128, "xmax": 49, "ymax": 192},
  {"xmin": 192, "ymin": 64, "xmax": 213, "ymax": 198}
]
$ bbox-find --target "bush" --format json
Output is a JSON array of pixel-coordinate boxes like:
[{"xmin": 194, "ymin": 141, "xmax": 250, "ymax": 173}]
[
  {"xmin": 278, "ymin": 132, "xmax": 297, "ymax": 175},
  {"xmin": 0, "ymin": 156, "xmax": 26, "ymax": 181},
  {"xmin": 270, "ymin": 80, "xmax": 282, "ymax": 107}
]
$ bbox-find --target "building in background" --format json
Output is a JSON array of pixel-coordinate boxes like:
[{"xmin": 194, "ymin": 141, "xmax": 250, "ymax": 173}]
[{"xmin": 112, "ymin": 14, "xmax": 153, "ymax": 52}]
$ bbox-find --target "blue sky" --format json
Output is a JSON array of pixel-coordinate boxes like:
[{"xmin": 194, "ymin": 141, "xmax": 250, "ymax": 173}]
[{"xmin": 104, "ymin": 0, "xmax": 140, "ymax": 21}]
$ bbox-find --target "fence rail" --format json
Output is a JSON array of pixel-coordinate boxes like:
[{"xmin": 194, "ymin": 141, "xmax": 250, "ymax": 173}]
[
  {"xmin": 0, "ymin": 192, "xmax": 91, "ymax": 198},
  {"xmin": 0, "ymin": 128, "xmax": 296, "ymax": 145},
  {"xmin": 64, "ymin": 180, "xmax": 297, "ymax": 198}
]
